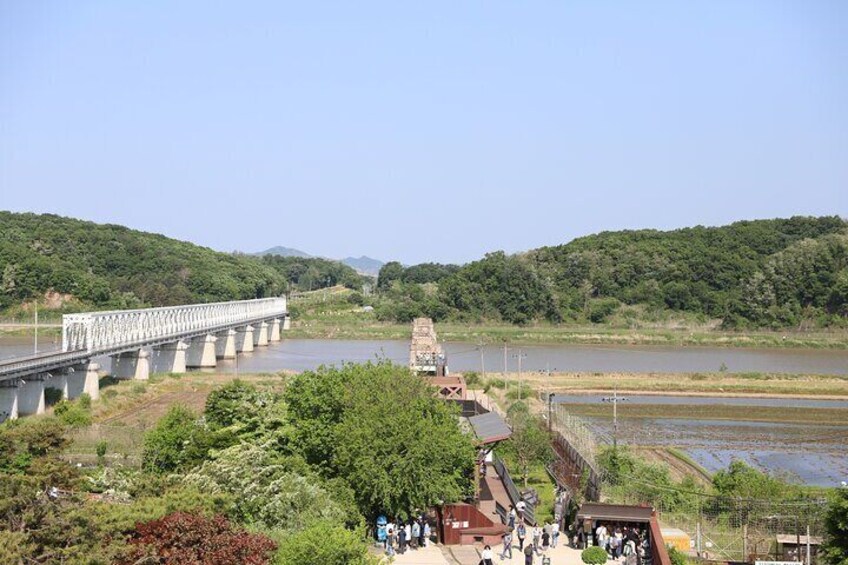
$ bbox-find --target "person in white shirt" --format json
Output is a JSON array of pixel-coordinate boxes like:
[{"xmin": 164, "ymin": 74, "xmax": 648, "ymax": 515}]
[
  {"xmin": 551, "ymin": 521, "xmax": 560, "ymax": 548},
  {"xmin": 481, "ymin": 544, "xmax": 494, "ymax": 565}
]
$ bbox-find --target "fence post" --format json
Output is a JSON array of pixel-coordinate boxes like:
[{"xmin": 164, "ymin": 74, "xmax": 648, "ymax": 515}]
[
  {"xmin": 696, "ymin": 522, "xmax": 702, "ymax": 557},
  {"xmin": 806, "ymin": 525, "xmax": 811, "ymax": 565},
  {"xmin": 742, "ymin": 524, "xmax": 748, "ymax": 562}
]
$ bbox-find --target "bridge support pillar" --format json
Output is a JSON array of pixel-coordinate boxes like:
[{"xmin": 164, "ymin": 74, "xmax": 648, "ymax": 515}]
[
  {"xmin": 18, "ymin": 377, "xmax": 46, "ymax": 416},
  {"xmin": 283, "ymin": 315, "xmax": 291, "ymax": 330},
  {"xmin": 44, "ymin": 373, "xmax": 69, "ymax": 401},
  {"xmin": 236, "ymin": 325, "xmax": 254, "ymax": 353},
  {"xmin": 113, "ymin": 349, "xmax": 150, "ymax": 381},
  {"xmin": 187, "ymin": 335, "xmax": 217, "ymax": 368},
  {"xmin": 253, "ymin": 321, "xmax": 269, "ymax": 347},
  {"xmin": 269, "ymin": 318, "xmax": 281, "ymax": 342},
  {"xmin": 154, "ymin": 340, "xmax": 188, "ymax": 374},
  {"xmin": 81, "ymin": 362, "xmax": 100, "ymax": 401},
  {"xmin": 0, "ymin": 380, "xmax": 20, "ymax": 422},
  {"xmin": 215, "ymin": 329, "xmax": 237, "ymax": 359},
  {"xmin": 65, "ymin": 367, "xmax": 86, "ymax": 400}
]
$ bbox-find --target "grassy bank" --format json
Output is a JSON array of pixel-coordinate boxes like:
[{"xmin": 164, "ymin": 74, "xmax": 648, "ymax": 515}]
[{"xmin": 487, "ymin": 370, "xmax": 848, "ymax": 398}]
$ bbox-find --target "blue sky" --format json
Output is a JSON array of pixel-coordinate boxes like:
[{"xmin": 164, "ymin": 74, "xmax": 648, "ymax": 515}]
[{"xmin": 1, "ymin": 1, "xmax": 846, "ymax": 264}]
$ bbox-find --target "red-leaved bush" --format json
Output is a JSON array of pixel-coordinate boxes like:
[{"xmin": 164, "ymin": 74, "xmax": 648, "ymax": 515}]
[{"xmin": 119, "ymin": 511, "xmax": 277, "ymax": 565}]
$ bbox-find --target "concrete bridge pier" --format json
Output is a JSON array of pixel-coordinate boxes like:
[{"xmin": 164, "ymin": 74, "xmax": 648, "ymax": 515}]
[
  {"xmin": 283, "ymin": 315, "xmax": 291, "ymax": 330},
  {"xmin": 269, "ymin": 318, "xmax": 281, "ymax": 342},
  {"xmin": 113, "ymin": 349, "xmax": 150, "ymax": 380},
  {"xmin": 215, "ymin": 329, "xmax": 237, "ymax": 359},
  {"xmin": 18, "ymin": 376, "xmax": 46, "ymax": 416},
  {"xmin": 236, "ymin": 325, "xmax": 254, "ymax": 353},
  {"xmin": 0, "ymin": 380, "xmax": 20, "ymax": 422},
  {"xmin": 80, "ymin": 362, "xmax": 101, "ymax": 401},
  {"xmin": 253, "ymin": 321, "xmax": 269, "ymax": 347},
  {"xmin": 65, "ymin": 367, "xmax": 86, "ymax": 400},
  {"xmin": 187, "ymin": 334, "xmax": 217, "ymax": 368},
  {"xmin": 44, "ymin": 372, "xmax": 69, "ymax": 401},
  {"xmin": 154, "ymin": 340, "xmax": 188, "ymax": 374}
]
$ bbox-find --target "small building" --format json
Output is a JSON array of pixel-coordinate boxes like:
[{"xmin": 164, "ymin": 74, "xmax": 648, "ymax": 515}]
[
  {"xmin": 775, "ymin": 534, "xmax": 821, "ymax": 563},
  {"xmin": 409, "ymin": 318, "xmax": 447, "ymax": 376},
  {"xmin": 576, "ymin": 502, "xmax": 672, "ymax": 565}
]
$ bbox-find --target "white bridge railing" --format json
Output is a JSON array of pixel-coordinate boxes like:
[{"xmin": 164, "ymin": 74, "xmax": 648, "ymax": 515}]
[{"xmin": 62, "ymin": 297, "xmax": 287, "ymax": 353}]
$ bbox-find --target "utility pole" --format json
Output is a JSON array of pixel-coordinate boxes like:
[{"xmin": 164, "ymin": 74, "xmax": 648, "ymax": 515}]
[
  {"xmin": 34, "ymin": 301, "xmax": 38, "ymax": 355},
  {"xmin": 601, "ymin": 383, "xmax": 628, "ymax": 449},
  {"xmin": 512, "ymin": 350, "xmax": 527, "ymax": 400},
  {"xmin": 477, "ymin": 340, "xmax": 486, "ymax": 380},
  {"xmin": 503, "ymin": 343, "xmax": 508, "ymax": 375}
]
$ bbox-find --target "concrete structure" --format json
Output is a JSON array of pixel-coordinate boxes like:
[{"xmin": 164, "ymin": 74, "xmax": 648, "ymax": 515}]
[
  {"xmin": 253, "ymin": 321, "xmax": 269, "ymax": 347},
  {"xmin": 283, "ymin": 315, "xmax": 291, "ymax": 330},
  {"xmin": 0, "ymin": 380, "xmax": 20, "ymax": 421},
  {"xmin": 0, "ymin": 297, "xmax": 289, "ymax": 422},
  {"xmin": 113, "ymin": 349, "xmax": 150, "ymax": 380},
  {"xmin": 186, "ymin": 334, "xmax": 217, "ymax": 368},
  {"xmin": 215, "ymin": 329, "xmax": 237, "ymax": 359},
  {"xmin": 236, "ymin": 325, "xmax": 255, "ymax": 353},
  {"xmin": 153, "ymin": 340, "xmax": 188, "ymax": 374},
  {"xmin": 268, "ymin": 318, "xmax": 281, "ymax": 342},
  {"xmin": 44, "ymin": 372, "xmax": 68, "ymax": 401},
  {"xmin": 81, "ymin": 362, "xmax": 100, "ymax": 401},
  {"xmin": 18, "ymin": 376, "xmax": 46, "ymax": 416}
]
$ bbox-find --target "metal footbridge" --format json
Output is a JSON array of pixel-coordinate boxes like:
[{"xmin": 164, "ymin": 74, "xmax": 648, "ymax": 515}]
[{"xmin": 0, "ymin": 297, "xmax": 287, "ymax": 381}]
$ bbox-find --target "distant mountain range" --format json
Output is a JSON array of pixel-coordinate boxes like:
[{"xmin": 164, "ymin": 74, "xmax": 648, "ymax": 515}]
[{"xmin": 255, "ymin": 247, "xmax": 385, "ymax": 276}]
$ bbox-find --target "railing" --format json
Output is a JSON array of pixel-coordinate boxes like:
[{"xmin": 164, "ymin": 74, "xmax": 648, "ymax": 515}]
[
  {"xmin": 62, "ymin": 297, "xmax": 286, "ymax": 353},
  {"xmin": 493, "ymin": 454, "xmax": 536, "ymax": 525}
]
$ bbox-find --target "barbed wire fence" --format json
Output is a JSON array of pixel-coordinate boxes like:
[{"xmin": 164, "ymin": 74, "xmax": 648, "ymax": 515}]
[{"xmin": 549, "ymin": 403, "xmax": 830, "ymax": 563}]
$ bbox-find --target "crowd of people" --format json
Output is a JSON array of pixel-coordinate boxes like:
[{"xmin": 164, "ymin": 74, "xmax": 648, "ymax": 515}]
[
  {"xmin": 377, "ymin": 514, "xmax": 432, "ymax": 557},
  {"xmin": 568, "ymin": 522, "xmax": 651, "ymax": 565},
  {"xmin": 489, "ymin": 505, "xmax": 561, "ymax": 564}
]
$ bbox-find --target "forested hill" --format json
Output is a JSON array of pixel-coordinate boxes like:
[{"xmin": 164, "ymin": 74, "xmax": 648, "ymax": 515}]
[
  {"xmin": 376, "ymin": 216, "xmax": 848, "ymax": 328},
  {"xmin": 0, "ymin": 212, "xmax": 362, "ymax": 313}
]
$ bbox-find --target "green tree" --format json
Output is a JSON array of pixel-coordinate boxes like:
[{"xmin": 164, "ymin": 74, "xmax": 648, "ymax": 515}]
[
  {"xmin": 821, "ymin": 487, "xmax": 848, "ymax": 565},
  {"xmin": 286, "ymin": 362, "xmax": 475, "ymax": 519},
  {"xmin": 142, "ymin": 405, "xmax": 213, "ymax": 473},
  {"xmin": 712, "ymin": 460, "xmax": 790, "ymax": 500},
  {"xmin": 503, "ymin": 402, "xmax": 553, "ymax": 487},
  {"xmin": 377, "ymin": 261, "xmax": 404, "ymax": 291}
]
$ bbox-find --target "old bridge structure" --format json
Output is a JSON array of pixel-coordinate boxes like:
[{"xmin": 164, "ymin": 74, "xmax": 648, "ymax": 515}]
[{"xmin": 0, "ymin": 297, "xmax": 289, "ymax": 422}]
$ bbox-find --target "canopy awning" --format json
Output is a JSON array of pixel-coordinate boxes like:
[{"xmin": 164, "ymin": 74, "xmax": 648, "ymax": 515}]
[{"xmin": 466, "ymin": 411, "xmax": 512, "ymax": 445}]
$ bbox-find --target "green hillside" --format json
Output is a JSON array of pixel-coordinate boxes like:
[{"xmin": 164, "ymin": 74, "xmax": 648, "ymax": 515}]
[
  {"xmin": 376, "ymin": 216, "xmax": 848, "ymax": 328},
  {"xmin": 0, "ymin": 212, "xmax": 362, "ymax": 314}
]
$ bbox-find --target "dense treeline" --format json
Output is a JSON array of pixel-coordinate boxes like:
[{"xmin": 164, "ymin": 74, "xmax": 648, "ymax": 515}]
[
  {"xmin": 374, "ymin": 217, "xmax": 848, "ymax": 328},
  {"xmin": 0, "ymin": 212, "xmax": 362, "ymax": 313}
]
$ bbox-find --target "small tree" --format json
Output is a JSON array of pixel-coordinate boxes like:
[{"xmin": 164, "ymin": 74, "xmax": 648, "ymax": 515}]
[
  {"xmin": 505, "ymin": 402, "xmax": 553, "ymax": 487},
  {"xmin": 821, "ymin": 487, "xmax": 848, "ymax": 565},
  {"xmin": 142, "ymin": 405, "xmax": 212, "ymax": 473}
]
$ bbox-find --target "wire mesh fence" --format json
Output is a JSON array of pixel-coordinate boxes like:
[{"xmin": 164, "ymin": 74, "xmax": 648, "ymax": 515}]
[
  {"xmin": 550, "ymin": 403, "xmax": 831, "ymax": 564},
  {"xmin": 64, "ymin": 422, "xmax": 147, "ymax": 467}
]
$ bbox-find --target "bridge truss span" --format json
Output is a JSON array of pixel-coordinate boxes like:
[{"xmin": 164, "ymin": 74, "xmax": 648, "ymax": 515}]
[{"xmin": 62, "ymin": 297, "xmax": 287, "ymax": 354}]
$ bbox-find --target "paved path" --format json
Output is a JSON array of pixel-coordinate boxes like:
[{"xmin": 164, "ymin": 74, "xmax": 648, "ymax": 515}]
[
  {"xmin": 387, "ymin": 542, "xmax": 589, "ymax": 565},
  {"xmin": 385, "ymin": 545, "xmax": 451, "ymax": 564}
]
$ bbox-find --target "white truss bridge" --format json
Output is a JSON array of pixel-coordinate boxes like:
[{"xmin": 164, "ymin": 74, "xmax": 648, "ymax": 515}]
[{"xmin": 0, "ymin": 298, "xmax": 289, "ymax": 420}]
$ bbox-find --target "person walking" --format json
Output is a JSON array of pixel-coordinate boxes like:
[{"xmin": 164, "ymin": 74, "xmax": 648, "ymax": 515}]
[
  {"xmin": 532, "ymin": 525, "xmax": 542, "ymax": 555},
  {"xmin": 418, "ymin": 518, "xmax": 426, "ymax": 548},
  {"xmin": 411, "ymin": 521, "xmax": 420, "ymax": 550},
  {"xmin": 508, "ymin": 506, "xmax": 517, "ymax": 530},
  {"xmin": 500, "ymin": 530, "xmax": 513, "ymax": 560},
  {"xmin": 551, "ymin": 521, "xmax": 560, "ymax": 548},
  {"xmin": 517, "ymin": 523, "xmax": 527, "ymax": 551},
  {"xmin": 423, "ymin": 522, "xmax": 431, "ymax": 547},
  {"xmin": 386, "ymin": 528, "xmax": 396, "ymax": 557},
  {"xmin": 398, "ymin": 524, "xmax": 407, "ymax": 554},
  {"xmin": 481, "ymin": 544, "xmax": 494, "ymax": 565},
  {"xmin": 523, "ymin": 543, "xmax": 534, "ymax": 565}
]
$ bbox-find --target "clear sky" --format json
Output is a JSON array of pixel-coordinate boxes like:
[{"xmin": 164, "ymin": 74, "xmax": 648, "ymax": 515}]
[{"xmin": 1, "ymin": 1, "xmax": 846, "ymax": 265}]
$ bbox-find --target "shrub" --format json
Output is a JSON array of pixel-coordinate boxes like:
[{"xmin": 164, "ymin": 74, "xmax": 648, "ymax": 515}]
[
  {"xmin": 588, "ymin": 298, "xmax": 620, "ymax": 323},
  {"xmin": 77, "ymin": 393, "xmax": 92, "ymax": 409},
  {"xmin": 463, "ymin": 371, "xmax": 481, "ymax": 387},
  {"xmin": 119, "ymin": 512, "xmax": 276, "ymax": 565},
  {"xmin": 130, "ymin": 383, "xmax": 146, "ymax": 395},
  {"xmin": 668, "ymin": 546, "xmax": 688, "ymax": 565},
  {"xmin": 53, "ymin": 400, "xmax": 92, "ymax": 427},
  {"xmin": 582, "ymin": 546, "xmax": 608, "ymax": 564},
  {"xmin": 274, "ymin": 521, "xmax": 376, "ymax": 565},
  {"xmin": 44, "ymin": 388, "xmax": 63, "ymax": 406},
  {"xmin": 96, "ymin": 440, "xmax": 108, "ymax": 460},
  {"xmin": 486, "ymin": 378, "xmax": 506, "ymax": 389}
]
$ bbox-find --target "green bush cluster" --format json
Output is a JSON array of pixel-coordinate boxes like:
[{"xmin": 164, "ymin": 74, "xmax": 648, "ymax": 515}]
[{"xmin": 581, "ymin": 545, "xmax": 609, "ymax": 564}]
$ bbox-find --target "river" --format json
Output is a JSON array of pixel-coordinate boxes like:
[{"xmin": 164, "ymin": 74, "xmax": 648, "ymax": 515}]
[{"xmin": 3, "ymin": 336, "xmax": 848, "ymax": 374}]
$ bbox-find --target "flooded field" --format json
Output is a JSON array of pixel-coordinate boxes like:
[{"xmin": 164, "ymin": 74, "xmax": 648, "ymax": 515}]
[{"xmin": 561, "ymin": 395, "xmax": 848, "ymax": 487}]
